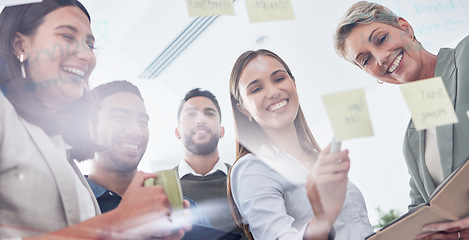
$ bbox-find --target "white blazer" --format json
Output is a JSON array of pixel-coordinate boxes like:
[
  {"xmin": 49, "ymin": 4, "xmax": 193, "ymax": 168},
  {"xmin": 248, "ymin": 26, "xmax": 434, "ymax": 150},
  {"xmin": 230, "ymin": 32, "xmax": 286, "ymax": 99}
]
[{"xmin": 0, "ymin": 93, "xmax": 100, "ymax": 238}]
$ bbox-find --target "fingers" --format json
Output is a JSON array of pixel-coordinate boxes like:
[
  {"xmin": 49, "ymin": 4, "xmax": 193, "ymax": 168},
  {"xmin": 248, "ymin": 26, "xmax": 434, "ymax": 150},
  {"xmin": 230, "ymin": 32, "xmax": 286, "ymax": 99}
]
[
  {"xmin": 313, "ymin": 159, "xmax": 350, "ymax": 174},
  {"xmin": 128, "ymin": 171, "xmax": 158, "ymax": 189},
  {"xmin": 417, "ymin": 231, "xmax": 462, "ymax": 240},
  {"xmin": 317, "ymin": 149, "xmax": 350, "ymax": 166},
  {"xmin": 183, "ymin": 199, "xmax": 191, "ymax": 208},
  {"xmin": 422, "ymin": 218, "xmax": 468, "ymax": 232},
  {"xmin": 322, "ymin": 143, "xmax": 332, "ymax": 154},
  {"xmin": 419, "ymin": 218, "xmax": 469, "ymax": 240}
]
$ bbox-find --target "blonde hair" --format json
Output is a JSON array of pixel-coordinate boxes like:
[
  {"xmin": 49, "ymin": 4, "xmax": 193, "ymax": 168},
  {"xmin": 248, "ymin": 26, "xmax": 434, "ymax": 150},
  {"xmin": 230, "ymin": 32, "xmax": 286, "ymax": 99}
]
[{"xmin": 334, "ymin": 1, "xmax": 401, "ymax": 60}]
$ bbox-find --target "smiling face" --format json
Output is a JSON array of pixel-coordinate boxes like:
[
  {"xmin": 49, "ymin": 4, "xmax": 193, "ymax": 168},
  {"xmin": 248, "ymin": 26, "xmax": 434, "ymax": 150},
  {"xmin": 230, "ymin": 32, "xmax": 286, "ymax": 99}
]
[
  {"xmin": 17, "ymin": 6, "xmax": 96, "ymax": 109},
  {"xmin": 237, "ymin": 55, "xmax": 299, "ymax": 132},
  {"xmin": 176, "ymin": 96, "xmax": 224, "ymax": 155},
  {"xmin": 344, "ymin": 19, "xmax": 426, "ymax": 84},
  {"xmin": 95, "ymin": 92, "xmax": 150, "ymax": 173}
]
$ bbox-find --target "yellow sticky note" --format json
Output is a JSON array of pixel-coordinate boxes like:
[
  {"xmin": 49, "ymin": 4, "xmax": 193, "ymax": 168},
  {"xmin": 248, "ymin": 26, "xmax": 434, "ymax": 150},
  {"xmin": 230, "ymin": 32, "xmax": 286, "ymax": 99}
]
[
  {"xmin": 400, "ymin": 77, "xmax": 458, "ymax": 131},
  {"xmin": 186, "ymin": 0, "xmax": 234, "ymax": 17},
  {"xmin": 466, "ymin": 111, "xmax": 469, "ymax": 119},
  {"xmin": 245, "ymin": 0, "xmax": 295, "ymax": 23},
  {"xmin": 321, "ymin": 88, "xmax": 374, "ymax": 141}
]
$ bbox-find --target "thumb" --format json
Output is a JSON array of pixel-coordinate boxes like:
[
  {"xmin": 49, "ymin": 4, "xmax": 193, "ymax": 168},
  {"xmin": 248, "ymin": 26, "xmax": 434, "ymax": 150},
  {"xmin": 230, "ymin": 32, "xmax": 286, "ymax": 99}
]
[
  {"xmin": 128, "ymin": 171, "xmax": 157, "ymax": 189},
  {"xmin": 307, "ymin": 183, "xmax": 325, "ymax": 217},
  {"xmin": 127, "ymin": 171, "xmax": 145, "ymax": 189}
]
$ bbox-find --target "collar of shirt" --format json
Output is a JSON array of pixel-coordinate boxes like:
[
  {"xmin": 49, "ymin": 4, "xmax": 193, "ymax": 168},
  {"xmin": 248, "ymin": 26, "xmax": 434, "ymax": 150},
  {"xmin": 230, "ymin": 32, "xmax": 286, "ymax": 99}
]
[
  {"xmin": 255, "ymin": 144, "xmax": 309, "ymax": 186},
  {"xmin": 86, "ymin": 178, "xmax": 107, "ymax": 198},
  {"xmin": 178, "ymin": 158, "xmax": 227, "ymax": 178}
]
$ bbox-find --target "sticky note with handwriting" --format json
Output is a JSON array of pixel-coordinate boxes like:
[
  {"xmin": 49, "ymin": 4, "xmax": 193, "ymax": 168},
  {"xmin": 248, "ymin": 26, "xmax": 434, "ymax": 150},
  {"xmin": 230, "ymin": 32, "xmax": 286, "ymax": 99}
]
[
  {"xmin": 186, "ymin": 0, "xmax": 234, "ymax": 17},
  {"xmin": 0, "ymin": 0, "xmax": 42, "ymax": 6},
  {"xmin": 321, "ymin": 88, "xmax": 374, "ymax": 141},
  {"xmin": 400, "ymin": 77, "xmax": 458, "ymax": 131},
  {"xmin": 245, "ymin": 0, "xmax": 295, "ymax": 23}
]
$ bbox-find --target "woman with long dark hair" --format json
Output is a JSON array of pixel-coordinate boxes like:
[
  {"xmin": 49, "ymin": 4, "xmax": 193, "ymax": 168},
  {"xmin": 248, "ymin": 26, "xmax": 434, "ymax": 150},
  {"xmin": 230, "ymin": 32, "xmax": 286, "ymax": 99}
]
[{"xmin": 0, "ymin": 1, "xmax": 189, "ymax": 239}]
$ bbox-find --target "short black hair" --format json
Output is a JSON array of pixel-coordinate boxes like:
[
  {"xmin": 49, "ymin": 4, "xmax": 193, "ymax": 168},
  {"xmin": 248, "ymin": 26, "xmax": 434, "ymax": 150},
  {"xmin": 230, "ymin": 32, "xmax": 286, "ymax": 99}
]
[
  {"xmin": 177, "ymin": 88, "xmax": 221, "ymax": 122},
  {"xmin": 89, "ymin": 80, "xmax": 144, "ymax": 136},
  {"xmin": 90, "ymin": 80, "xmax": 143, "ymax": 103}
]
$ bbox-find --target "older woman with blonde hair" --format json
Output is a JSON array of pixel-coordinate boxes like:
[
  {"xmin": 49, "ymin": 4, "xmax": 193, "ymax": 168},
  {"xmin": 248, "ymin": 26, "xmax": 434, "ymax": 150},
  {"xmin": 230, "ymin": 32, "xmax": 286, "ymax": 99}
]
[{"xmin": 334, "ymin": 1, "xmax": 469, "ymax": 239}]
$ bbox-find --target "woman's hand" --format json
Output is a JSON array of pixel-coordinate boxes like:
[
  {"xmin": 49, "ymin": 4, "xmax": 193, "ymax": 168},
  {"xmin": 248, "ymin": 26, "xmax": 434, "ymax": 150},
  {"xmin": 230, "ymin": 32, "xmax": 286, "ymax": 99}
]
[
  {"xmin": 114, "ymin": 171, "xmax": 191, "ymax": 240},
  {"xmin": 305, "ymin": 143, "xmax": 350, "ymax": 229},
  {"xmin": 417, "ymin": 216, "xmax": 469, "ymax": 239}
]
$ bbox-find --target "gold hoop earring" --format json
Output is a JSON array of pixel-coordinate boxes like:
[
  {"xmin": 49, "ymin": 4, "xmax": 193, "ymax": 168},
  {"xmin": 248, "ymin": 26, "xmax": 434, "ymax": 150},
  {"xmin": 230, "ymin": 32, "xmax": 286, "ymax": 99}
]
[
  {"xmin": 18, "ymin": 54, "xmax": 26, "ymax": 79},
  {"xmin": 376, "ymin": 79, "xmax": 384, "ymax": 84},
  {"xmin": 411, "ymin": 35, "xmax": 416, "ymax": 42}
]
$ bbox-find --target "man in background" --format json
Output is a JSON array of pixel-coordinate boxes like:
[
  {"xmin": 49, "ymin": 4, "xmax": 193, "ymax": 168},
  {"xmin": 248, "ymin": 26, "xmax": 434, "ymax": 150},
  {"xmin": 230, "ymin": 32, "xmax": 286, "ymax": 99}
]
[
  {"xmin": 174, "ymin": 88, "xmax": 246, "ymax": 239},
  {"xmin": 86, "ymin": 81, "xmax": 209, "ymax": 227}
]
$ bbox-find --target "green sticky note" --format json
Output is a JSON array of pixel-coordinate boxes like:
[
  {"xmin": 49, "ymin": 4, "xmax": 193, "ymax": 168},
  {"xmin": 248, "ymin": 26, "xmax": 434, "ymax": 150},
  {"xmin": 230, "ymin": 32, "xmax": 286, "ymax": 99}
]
[
  {"xmin": 245, "ymin": 0, "xmax": 295, "ymax": 23},
  {"xmin": 186, "ymin": 0, "xmax": 234, "ymax": 17},
  {"xmin": 322, "ymin": 88, "xmax": 374, "ymax": 141},
  {"xmin": 400, "ymin": 77, "xmax": 458, "ymax": 131}
]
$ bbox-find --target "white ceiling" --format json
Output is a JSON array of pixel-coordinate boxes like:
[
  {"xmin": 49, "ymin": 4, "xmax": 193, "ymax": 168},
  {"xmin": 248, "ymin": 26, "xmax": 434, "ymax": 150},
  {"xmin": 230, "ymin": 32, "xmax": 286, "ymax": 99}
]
[{"xmin": 71, "ymin": 0, "xmax": 469, "ymax": 225}]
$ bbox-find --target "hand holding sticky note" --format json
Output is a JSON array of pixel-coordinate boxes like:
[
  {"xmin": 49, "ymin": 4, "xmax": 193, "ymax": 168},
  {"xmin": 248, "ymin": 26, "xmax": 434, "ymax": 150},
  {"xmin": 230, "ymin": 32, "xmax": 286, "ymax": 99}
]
[
  {"xmin": 322, "ymin": 88, "xmax": 374, "ymax": 141},
  {"xmin": 400, "ymin": 77, "xmax": 458, "ymax": 131}
]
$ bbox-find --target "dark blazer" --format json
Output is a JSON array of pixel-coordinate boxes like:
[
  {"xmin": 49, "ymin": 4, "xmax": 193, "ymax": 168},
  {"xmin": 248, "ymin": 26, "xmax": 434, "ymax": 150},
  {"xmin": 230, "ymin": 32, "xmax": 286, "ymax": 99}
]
[
  {"xmin": 0, "ymin": 94, "xmax": 100, "ymax": 238},
  {"xmin": 404, "ymin": 35, "xmax": 469, "ymax": 209}
]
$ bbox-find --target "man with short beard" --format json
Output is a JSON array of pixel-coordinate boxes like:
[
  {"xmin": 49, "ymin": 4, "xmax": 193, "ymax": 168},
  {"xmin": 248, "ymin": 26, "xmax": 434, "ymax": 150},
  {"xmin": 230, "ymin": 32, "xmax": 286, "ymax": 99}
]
[
  {"xmin": 86, "ymin": 80, "xmax": 150, "ymax": 213},
  {"xmin": 86, "ymin": 81, "xmax": 211, "ymax": 235},
  {"xmin": 174, "ymin": 88, "xmax": 246, "ymax": 239}
]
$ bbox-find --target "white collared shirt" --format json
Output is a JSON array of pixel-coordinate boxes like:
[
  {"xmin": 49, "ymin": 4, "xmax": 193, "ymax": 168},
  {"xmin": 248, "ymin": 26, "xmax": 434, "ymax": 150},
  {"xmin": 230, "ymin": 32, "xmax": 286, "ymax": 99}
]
[
  {"xmin": 425, "ymin": 127, "xmax": 444, "ymax": 185},
  {"xmin": 178, "ymin": 158, "xmax": 228, "ymax": 178},
  {"xmin": 230, "ymin": 146, "xmax": 374, "ymax": 240}
]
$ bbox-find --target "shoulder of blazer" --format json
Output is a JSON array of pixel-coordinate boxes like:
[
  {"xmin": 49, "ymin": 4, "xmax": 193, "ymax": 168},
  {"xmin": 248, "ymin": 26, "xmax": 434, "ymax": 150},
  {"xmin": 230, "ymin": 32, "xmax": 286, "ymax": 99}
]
[{"xmin": 18, "ymin": 114, "xmax": 82, "ymax": 226}]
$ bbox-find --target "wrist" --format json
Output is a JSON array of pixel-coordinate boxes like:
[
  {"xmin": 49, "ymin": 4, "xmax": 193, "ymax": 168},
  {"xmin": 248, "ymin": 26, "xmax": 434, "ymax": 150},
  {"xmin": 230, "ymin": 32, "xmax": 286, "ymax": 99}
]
[{"xmin": 304, "ymin": 216, "xmax": 334, "ymax": 240}]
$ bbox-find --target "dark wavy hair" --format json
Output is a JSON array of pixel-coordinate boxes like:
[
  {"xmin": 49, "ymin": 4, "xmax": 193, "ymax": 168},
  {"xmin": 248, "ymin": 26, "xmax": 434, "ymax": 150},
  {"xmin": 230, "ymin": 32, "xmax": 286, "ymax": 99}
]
[{"xmin": 0, "ymin": 0, "xmax": 96, "ymax": 161}]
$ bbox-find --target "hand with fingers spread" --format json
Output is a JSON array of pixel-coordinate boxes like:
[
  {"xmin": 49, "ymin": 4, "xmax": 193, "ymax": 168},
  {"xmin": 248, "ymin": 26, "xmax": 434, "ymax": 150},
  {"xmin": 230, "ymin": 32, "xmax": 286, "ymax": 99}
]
[
  {"xmin": 417, "ymin": 216, "xmax": 469, "ymax": 240},
  {"xmin": 304, "ymin": 143, "xmax": 350, "ymax": 239}
]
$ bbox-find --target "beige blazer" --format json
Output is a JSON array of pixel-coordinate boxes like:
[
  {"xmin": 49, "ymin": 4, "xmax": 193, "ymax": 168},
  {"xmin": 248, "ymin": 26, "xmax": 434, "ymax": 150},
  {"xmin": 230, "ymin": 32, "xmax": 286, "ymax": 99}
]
[
  {"xmin": 404, "ymin": 35, "xmax": 469, "ymax": 209},
  {"xmin": 0, "ymin": 94, "xmax": 100, "ymax": 238}
]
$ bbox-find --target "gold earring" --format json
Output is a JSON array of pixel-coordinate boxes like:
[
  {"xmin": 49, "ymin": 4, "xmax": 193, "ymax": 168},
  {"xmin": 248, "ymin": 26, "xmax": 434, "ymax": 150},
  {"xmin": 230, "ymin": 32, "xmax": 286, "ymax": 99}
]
[
  {"xmin": 411, "ymin": 35, "xmax": 416, "ymax": 42},
  {"xmin": 376, "ymin": 79, "xmax": 384, "ymax": 84},
  {"xmin": 18, "ymin": 54, "xmax": 26, "ymax": 78}
]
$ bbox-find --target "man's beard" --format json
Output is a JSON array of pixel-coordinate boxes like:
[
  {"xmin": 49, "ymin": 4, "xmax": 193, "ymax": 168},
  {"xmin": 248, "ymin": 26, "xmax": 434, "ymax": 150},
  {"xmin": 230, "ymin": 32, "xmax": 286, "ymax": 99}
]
[
  {"xmin": 96, "ymin": 150, "xmax": 143, "ymax": 173},
  {"xmin": 183, "ymin": 133, "xmax": 219, "ymax": 155}
]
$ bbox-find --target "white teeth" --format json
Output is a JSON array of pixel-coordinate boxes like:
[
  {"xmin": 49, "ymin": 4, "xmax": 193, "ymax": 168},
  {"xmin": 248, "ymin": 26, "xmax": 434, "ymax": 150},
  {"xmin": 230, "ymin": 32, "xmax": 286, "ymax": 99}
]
[
  {"xmin": 63, "ymin": 67, "xmax": 85, "ymax": 78},
  {"xmin": 387, "ymin": 53, "xmax": 402, "ymax": 73},
  {"xmin": 195, "ymin": 130, "xmax": 208, "ymax": 134},
  {"xmin": 121, "ymin": 143, "xmax": 138, "ymax": 150},
  {"xmin": 268, "ymin": 100, "xmax": 287, "ymax": 112}
]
